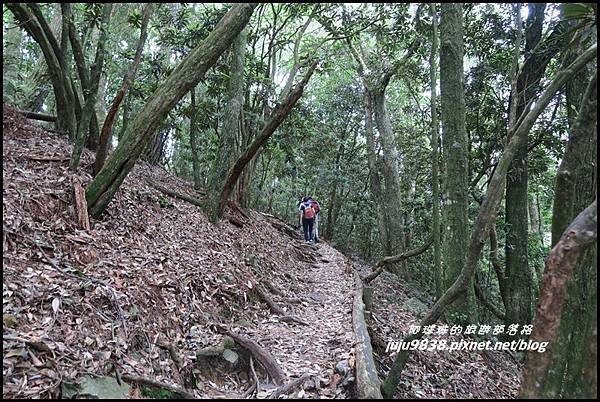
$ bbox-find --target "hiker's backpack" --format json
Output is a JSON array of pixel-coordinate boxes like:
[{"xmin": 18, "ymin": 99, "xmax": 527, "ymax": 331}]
[
  {"xmin": 303, "ymin": 203, "xmax": 315, "ymax": 219},
  {"xmin": 311, "ymin": 200, "xmax": 320, "ymax": 214}
]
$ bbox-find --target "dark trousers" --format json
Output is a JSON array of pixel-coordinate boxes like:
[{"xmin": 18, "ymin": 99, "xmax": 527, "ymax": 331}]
[{"xmin": 302, "ymin": 217, "xmax": 315, "ymax": 242}]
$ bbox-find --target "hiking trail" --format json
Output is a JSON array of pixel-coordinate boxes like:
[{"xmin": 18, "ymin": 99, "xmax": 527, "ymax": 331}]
[{"xmin": 3, "ymin": 107, "xmax": 519, "ymax": 399}]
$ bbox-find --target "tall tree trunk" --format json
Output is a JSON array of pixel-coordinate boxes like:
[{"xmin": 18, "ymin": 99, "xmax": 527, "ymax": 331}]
[
  {"xmin": 439, "ymin": 3, "xmax": 473, "ymax": 326},
  {"xmin": 542, "ymin": 71, "xmax": 597, "ymax": 398},
  {"xmin": 69, "ymin": 3, "xmax": 113, "ymax": 171},
  {"xmin": 364, "ymin": 91, "xmax": 389, "ymax": 254},
  {"xmin": 85, "ymin": 3, "xmax": 257, "ymax": 218},
  {"xmin": 430, "ymin": 3, "xmax": 442, "ymax": 300},
  {"xmin": 143, "ymin": 30, "xmax": 173, "ymax": 165},
  {"xmin": 372, "ymin": 87, "xmax": 405, "ymax": 261},
  {"xmin": 504, "ymin": 3, "xmax": 547, "ymax": 334},
  {"xmin": 324, "ymin": 140, "xmax": 345, "ymax": 241},
  {"xmin": 207, "ymin": 27, "xmax": 248, "ymax": 221},
  {"xmin": 94, "ymin": 3, "xmax": 152, "ymax": 175},
  {"xmin": 189, "ymin": 86, "xmax": 203, "ymax": 190}
]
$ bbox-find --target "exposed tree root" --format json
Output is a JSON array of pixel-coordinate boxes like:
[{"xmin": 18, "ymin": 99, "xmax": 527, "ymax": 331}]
[
  {"xmin": 23, "ymin": 154, "xmax": 70, "ymax": 162},
  {"xmin": 156, "ymin": 341, "xmax": 182, "ymax": 369},
  {"xmin": 145, "ymin": 177, "xmax": 205, "ymax": 207},
  {"xmin": 214, "ymin": 325, "xmax": 287, "ymax": 385},
  {"xmin": 255, "ymin": 284, "xmax": 309, "ymax": 326},
  {"xmin": 228, "ymin": 216, "xmax": 245, "ymax": 228},
  {"xmin": 228, "ymin": 200, "xmax": 249, "ymax": 219},
  {"xmin": 14, "ymin": 108, "xmax": 57, "ymax": 122},
  {"xmin": 262, "ymin": 279, "xmax": 284, "ymax": 296},
  {"xmin": 267, "ymin": 372, "xmax": 311, "ymax": 399}
]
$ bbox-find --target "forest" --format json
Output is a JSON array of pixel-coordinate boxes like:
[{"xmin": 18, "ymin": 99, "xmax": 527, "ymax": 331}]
[{"xmin": 2, "ymin": 2, "xmax": 597, "ymax": 399}]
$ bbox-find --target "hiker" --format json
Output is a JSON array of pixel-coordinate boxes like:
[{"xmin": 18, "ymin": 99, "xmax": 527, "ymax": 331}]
[
  {"xmin": 307, "ymin": 196, "xmax": 321, "ymax": 243},
  {"xmin": 298, "ymin": 196, "xmax": 316, "ymax": 244}
]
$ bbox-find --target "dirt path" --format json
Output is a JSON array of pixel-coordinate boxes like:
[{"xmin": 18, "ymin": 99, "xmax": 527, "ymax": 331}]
[{"xmin": 248, "ymin": 242, "xmax": 356, "ymax": 398}]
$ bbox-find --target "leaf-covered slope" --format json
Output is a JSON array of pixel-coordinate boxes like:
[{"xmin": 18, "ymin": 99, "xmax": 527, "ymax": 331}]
[{"xmin": 2, "ymin": 106, "xmax": 355, "ymax": 399}]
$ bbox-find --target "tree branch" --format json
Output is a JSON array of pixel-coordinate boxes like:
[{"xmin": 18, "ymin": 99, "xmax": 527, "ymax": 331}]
[{"xmin": 364, "ymin": 236, "xmax": 432, "ymax": 283}]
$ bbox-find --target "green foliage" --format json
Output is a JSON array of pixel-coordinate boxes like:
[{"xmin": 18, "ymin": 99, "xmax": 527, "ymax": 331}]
[
  {"xmin": 83, "ymin": 3, "xmax": 105, "ymax": 29},
  {"xmin": 561, "ymin": 3, "xmax": 595, "ymax": 20}
]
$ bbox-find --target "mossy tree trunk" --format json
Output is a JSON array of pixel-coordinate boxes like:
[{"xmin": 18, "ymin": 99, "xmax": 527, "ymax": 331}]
[
  {"xmin": 207, "ymin": 28, "xmax": 248, "ymax": 221},
  {"xmin": 503, "ymin": 3, "xmax": 549, "ymax": 334},
  {"xmin": 541, "ymin": 71, "xmax": 597, "ymax": 399},
  {"xmin": 67, "ymin": 3, "xmax": 113, "ymax": 171},
  {"xmin": 372, "ymin": 85, "xmax": 405, "ymax": 261},
  {"xmin": 85, "ymin": 3, "xmax": 257, "ymax": 218},
  {"xmin": 439, "ymin": 3, "xmax": 473, "ymax": 325},
  {"xmin": 364, "ymin": 91, "xmax": 389, "ymax": 255},
  {"xmin": 341, "ymin": 26, "xmax": 418, "ymax": 263},
  {"xmin": 503, "ymin": 7, "xmax": 573, "ymax": 335},
  {"xmin": 429, "ymin": 3, "xmax": 442, "ymax": 300}
]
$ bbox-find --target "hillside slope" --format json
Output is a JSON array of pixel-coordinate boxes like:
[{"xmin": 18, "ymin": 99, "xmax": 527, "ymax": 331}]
[
  {"xmin": 2, "ymin": 107, "xmax": 356, "ymax": 398},
  {"xmin": 3, "ymin": 107, "xmax": 520, "ymax": 399}
]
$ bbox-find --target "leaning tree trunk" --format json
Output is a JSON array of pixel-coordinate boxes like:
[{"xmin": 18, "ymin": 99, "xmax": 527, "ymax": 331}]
[
  {"xmin": 519, "ymin": 200, "xmax": 597, "ymax": 399},
  {"xmin": 85, "ymin": 3, "xmax": 257, "ymax": 218},
  {"xmin": 21, "ymin": 8, "xmax": 62, "ymax": 111},
  {"xmin": 380, "ymin": 40, "xmax": 597, "ymax": 401},
  {"xmin": 215, "ymin": 60, "xmax": 319, "ymax": 219},
  {"xmin": 439, "ymin": 3, "xmax": 473, "ymax": 326},
  {"xmin": 541, "ymin": 72, "xmax": 597, "ymax": 399},
  {"xmin": 94, "ymin": 3, "xmax": 152, "ymax": 176},
  {"xmin": 206, "ymin": 27, "xmax": 248, "ymax": 222}
]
